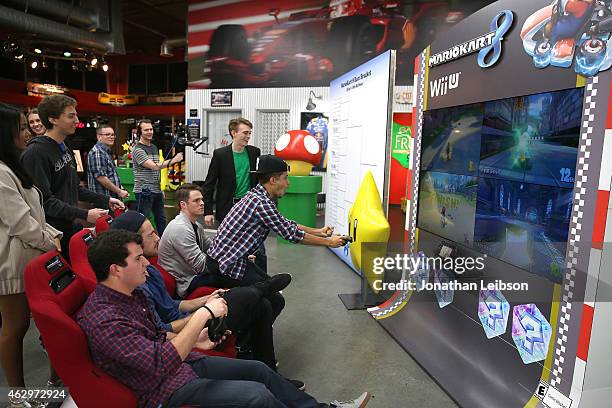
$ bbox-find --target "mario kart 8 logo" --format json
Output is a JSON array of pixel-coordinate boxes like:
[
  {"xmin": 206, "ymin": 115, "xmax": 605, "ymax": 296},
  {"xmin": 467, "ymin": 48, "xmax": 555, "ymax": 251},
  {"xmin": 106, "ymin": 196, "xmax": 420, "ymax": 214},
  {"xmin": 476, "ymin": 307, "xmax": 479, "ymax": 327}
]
[
  {"xmin": 521, "ymin": 0, "xmax": 612, "ymax": 76},
  {"xmin": 429, "ymin": 10, "xmax": 514, "ymax": 69}
]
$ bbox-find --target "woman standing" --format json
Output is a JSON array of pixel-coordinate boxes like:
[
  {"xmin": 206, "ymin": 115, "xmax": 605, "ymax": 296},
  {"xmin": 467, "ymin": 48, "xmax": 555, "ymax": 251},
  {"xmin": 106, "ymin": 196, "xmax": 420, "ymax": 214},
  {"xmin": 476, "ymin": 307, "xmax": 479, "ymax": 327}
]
[
  {"xmin": 0, "ymin": 103, "xmax": 61, "ymax": 407},
  {"xmin": 25, "ymin": 108, "xmax": 46, "ymax": 143}
]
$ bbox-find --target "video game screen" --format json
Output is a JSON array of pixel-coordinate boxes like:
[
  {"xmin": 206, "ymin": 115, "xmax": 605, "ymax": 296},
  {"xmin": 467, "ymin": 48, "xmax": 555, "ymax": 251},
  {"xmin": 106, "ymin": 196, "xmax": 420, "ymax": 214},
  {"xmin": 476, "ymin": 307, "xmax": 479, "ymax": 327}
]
[
  {"xmin": 416, "ymin": 87, "xmax": 583, "ymax": 284},
  {"xmin": 420, "ymin": 103, "xmax": 483, "ymax": 176},
  {"xmin": 479, "ymin": 88, "xmax": 583, "ymax": 188},
  {"xmin": 473, "ymin": 178, "xmax": 572, "ymax": 283},
  {"xmin": 417, "ymin": 171, "xmax": 478, "ymax": 246}
]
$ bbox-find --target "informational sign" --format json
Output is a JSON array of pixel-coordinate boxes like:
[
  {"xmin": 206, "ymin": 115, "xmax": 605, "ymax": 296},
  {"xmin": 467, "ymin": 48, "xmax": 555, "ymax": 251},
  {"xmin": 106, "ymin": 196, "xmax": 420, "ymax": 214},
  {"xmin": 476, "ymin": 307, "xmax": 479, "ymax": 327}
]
[
  {"xmin": 325, "ymin": 50, "xmax": 395, "ymax": 270},
  {"xmin": 186, "ymin": 118, "xmax": 201, "ymax": 139},
  {"xmin": 189, "ymin": 109, "xmax": 198, "ymax": 117}
]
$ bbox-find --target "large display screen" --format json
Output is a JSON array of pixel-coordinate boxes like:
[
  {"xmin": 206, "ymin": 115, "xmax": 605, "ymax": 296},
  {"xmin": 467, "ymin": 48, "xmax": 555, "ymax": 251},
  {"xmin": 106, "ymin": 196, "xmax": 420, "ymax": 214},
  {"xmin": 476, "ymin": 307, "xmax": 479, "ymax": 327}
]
[{"xmin": 417, "ymin": 87, "xmax": 584, "ymax": 283}]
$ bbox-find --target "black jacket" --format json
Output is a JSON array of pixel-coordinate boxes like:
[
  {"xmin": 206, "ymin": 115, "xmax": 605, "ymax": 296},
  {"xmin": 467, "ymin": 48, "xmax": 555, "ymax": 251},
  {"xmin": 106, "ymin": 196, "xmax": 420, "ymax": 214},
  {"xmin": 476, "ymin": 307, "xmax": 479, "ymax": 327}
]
[
  {"xmin": 20, "ymin": 136, "xmax": 109, "ymax": 232},
  {"xmin": 202, "ymin": 144, "xmax": 260, "ymax": 223}
]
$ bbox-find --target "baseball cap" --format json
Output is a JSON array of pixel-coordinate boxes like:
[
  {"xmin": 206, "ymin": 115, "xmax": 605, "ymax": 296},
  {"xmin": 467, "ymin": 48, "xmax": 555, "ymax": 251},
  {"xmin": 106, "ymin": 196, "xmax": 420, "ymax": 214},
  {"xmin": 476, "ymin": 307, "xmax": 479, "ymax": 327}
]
[
  {"xmin": 251, "ymin": 154, "xmax": 289, "ymax": 174},
  {"xmin": 109, "ymin": 211, "xmax": 147, "ymax": 233}
]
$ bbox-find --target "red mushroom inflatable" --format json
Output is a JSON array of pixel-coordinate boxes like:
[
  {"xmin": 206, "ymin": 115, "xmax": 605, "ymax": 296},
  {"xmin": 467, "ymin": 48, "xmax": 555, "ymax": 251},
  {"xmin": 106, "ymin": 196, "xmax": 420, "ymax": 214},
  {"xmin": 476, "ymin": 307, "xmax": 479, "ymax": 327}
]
[{"xmin": 274, "ymin": 130, "xmax": 322, "ymax": 176}]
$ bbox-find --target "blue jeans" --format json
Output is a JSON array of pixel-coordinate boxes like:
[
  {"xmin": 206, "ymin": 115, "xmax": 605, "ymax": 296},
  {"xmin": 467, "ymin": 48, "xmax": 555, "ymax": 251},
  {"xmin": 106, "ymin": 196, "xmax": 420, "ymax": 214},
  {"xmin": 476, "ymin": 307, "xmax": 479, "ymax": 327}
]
[
  {"xmin": 164, "ymin": 357, "xmax": 327, "ymax": 408},
  {"xmin": 135, "ymin": 190, "xmax": 167, "ymax": 235}
]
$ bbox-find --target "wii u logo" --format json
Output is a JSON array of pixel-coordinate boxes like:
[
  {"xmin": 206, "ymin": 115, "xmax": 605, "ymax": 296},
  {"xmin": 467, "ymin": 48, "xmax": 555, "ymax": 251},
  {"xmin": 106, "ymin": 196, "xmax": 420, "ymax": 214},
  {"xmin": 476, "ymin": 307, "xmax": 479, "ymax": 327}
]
[{"xmin": 430, "ymin": 72, "xmax": 461, "ymax": 98}]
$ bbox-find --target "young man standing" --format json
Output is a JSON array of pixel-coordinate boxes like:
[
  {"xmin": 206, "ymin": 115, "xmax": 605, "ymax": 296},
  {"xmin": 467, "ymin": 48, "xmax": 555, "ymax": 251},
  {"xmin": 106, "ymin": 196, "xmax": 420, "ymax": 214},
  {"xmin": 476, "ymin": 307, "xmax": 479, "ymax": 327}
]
[
  {"xmin": 87, "ymin": 125, "xmax": 129, "ymax": 199},
  {"xmin": 132, "ymin": 119, "xmax": 184, "ymax": 235},
  {"xmin": 202, "ymin": 117, "xmax": 260, "ymax": 226},
  {"xmin": 77, "ymin": 230, "xmax": 370, "ymax": 408},
  {"xmin": 21, "ymin": 95, "xmax": 124, "ymax": 259}
]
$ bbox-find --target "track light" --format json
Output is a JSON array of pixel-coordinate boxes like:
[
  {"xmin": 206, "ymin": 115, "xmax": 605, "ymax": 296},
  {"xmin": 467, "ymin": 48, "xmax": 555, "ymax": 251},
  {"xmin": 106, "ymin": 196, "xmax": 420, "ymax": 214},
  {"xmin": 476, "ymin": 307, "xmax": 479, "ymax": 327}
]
[
  {"xmin": 30, "ymin": 60, "xmax": 38, "ymax": 69},
  {"xmin": 90, "ymin": 56, "xmax": 98, "ymax": 66},
  {"xmin": 41, "ymin": 58, "xmax": 48, "ymax": 69},
  {"xmin": 63, "ymin": 51, "xmax": 72, "ymax": 57},
  {"xmin": 34, "ymin": 48, "xmax": 42, "ymax": 54},
  {"xmin": 14, "ymin": 52, "xmax": 24, "ymax": 61},
  {"xmin": 102, "ymin": 60, "xmax": 108, "ymax": 72}
]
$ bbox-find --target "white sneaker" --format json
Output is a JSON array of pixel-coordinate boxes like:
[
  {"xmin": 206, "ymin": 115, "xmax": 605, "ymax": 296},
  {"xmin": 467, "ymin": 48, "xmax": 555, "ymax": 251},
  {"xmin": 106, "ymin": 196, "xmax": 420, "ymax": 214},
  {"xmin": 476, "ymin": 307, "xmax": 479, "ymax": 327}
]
[{"xmin": 329, "ymin": 392, "xmax": 371, "ymax": 408}]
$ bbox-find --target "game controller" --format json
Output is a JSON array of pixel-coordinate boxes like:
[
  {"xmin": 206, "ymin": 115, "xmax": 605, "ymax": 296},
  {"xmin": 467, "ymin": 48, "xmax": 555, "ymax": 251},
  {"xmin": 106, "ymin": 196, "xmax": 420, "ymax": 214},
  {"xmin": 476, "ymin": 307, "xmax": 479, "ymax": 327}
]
[{"xmin": 205, "ymin": 316, "xmax": 227, "ymax": 342}]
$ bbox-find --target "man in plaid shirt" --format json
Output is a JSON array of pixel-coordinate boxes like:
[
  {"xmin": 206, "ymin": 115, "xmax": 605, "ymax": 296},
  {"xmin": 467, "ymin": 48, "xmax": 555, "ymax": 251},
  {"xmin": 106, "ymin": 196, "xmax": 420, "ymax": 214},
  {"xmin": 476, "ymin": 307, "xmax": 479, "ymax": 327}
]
[
  {"xmin": 205, "ymin": 155, "xmax": 349, "ymax": 290},
  {"xmin": 87, "ymin": 125, "xmax": 129, "ymax": 199},
  {"xmin": 77, "ymin": 229, "xmax": 371, "ymax": 408}
]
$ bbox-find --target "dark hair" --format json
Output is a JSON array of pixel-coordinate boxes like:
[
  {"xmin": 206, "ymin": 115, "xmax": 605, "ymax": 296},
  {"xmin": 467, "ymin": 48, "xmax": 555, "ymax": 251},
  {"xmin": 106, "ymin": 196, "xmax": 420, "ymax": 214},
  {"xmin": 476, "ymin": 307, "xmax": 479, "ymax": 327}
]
[
  {"xmin": 257, "ymin": 171, "xmax": 284, "ymax": 185},
  {"xmin": 228, "ymin": 117, "xmax": 252, "ymax": 136},
  {"xmin": 0, "ymin": 103, "xmax": 34, "ymax": 189},
  {"xmin": 37, "ymin": 95, "xmax": 77, "ymax": 129},
  {"xmin": 137, "ymin": 119, "xmax": 152, "ymax": 137},
  {"xmin": 88, "ymin": 230, "xmax": 143, "ymax": 282},
  {"xmin": 175, "ymin": 183, "xmax": 203, "ymax": 209}
]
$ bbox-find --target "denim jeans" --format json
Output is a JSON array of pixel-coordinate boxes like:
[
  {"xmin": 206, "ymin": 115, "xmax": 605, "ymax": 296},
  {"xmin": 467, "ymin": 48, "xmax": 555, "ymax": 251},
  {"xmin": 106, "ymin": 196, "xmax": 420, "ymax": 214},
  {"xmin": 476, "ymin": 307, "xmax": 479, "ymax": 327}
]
[
  {"xmin": 135, "ymin": 190, "xmax": 167, "ymax": 235},
  {"xmin": 164, "ymin": 357, "xmax": 327, "ymax": 408}
]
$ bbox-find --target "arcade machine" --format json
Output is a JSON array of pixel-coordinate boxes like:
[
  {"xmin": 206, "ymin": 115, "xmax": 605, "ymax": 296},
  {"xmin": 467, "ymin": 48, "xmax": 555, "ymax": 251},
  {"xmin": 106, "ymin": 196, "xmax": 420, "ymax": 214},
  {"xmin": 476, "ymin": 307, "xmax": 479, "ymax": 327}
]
[{"xmin": 368, "ymin": 1, "xmax": 612, "ymax": 407}]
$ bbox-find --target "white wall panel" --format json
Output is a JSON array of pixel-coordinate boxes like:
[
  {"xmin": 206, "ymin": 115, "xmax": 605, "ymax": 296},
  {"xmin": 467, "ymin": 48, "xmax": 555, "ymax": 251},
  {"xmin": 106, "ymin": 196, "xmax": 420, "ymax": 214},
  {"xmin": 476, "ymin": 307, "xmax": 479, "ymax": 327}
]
[{"xmin": 185, "ymin": 87, "xmax": 329, "ymax": 184}]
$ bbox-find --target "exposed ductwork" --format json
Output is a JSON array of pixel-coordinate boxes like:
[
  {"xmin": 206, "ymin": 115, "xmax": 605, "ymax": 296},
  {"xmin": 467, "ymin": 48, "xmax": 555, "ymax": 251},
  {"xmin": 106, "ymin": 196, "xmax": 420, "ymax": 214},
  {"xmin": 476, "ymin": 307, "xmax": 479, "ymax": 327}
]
[
  {"xmin": 3, "ymin": 0, "xmax": 99, "ymax": 30},
  {"xmin": 0, "ymin": 0, "xmax": 125, "ymax": 54},
  {"xmin": 160, "ymin": 37, "xmax": 186, "ymax": 57}
]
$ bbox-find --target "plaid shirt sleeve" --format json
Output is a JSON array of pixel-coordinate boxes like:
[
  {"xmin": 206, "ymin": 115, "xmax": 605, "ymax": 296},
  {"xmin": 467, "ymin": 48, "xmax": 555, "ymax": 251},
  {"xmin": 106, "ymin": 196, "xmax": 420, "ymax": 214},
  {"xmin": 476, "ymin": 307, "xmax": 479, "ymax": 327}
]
[
  {"xmin": 87, "ymin": 148, "xmax": 109, "ymax": 179},
  {"xmin": 87, "ymin": 315, "xmax": 183, "ymax": 380},
  {"xmin": 256, "ymin": 198, "xmax": 305, "ymax": 243}
]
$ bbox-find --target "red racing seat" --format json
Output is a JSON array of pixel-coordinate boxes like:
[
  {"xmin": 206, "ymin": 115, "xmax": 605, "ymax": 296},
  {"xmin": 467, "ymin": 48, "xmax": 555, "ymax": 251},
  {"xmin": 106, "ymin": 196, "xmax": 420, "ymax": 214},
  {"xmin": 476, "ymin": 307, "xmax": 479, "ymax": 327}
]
[
  {"xmin": 95, "ymin": 214, "xmax": 114, "ymax": 234},
  {"xmin": 24, "ymin": 251, "xmax": 138, "ymax": 408},
  {"xmin": 68, "ymin": 229, "xmax": 98, "ymax": 293}
]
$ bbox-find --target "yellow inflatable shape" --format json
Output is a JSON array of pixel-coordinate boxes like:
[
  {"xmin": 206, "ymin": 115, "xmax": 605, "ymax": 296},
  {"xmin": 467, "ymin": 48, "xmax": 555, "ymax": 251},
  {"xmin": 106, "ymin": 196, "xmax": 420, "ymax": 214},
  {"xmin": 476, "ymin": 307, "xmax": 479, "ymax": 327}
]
[
  {"xmin": 286, "ymin": 160, "xmax": 313, "ymax": 176},
  {"xmin": 160, "ymin": 149, "xmax": 169, "ymax": 191},
  {"xmin": 348, "ymin": 171, "xmax": 390, "ymax": 294}
]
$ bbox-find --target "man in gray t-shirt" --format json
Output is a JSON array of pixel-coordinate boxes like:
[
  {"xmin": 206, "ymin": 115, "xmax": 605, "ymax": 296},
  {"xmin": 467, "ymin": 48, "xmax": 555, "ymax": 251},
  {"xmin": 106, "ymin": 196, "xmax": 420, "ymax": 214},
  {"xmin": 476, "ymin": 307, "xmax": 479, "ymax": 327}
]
[{"xmin": 132, "ymin": 119, "xmax": 183, "ymax": 234}]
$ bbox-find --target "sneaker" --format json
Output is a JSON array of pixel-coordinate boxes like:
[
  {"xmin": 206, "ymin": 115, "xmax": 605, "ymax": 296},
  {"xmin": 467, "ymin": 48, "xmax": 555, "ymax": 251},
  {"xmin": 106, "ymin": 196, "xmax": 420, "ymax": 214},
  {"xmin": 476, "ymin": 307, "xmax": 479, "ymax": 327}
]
[
  {"xmin": 286, "ymin": 378, "xmax": 305, "ymax": 391},
  {"xmin": 254, "ymin": 274, "xmax": 291, "ymax": 296},
  {"xmin": 329, "ymin": 392, "xmax": 371, "ymax": 408}
]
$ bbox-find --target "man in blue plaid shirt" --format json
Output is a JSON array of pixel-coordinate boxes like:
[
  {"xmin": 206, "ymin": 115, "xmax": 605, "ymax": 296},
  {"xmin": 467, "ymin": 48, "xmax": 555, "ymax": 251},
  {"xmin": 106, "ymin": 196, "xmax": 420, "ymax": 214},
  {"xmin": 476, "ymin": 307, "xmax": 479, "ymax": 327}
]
[
  {"xmin": 87, "ymin": 125, "xmax": 129, "ymax": 199},
  {"xmin": 205, "ymin": 155, "xmax": 349, "ymax": 290}
]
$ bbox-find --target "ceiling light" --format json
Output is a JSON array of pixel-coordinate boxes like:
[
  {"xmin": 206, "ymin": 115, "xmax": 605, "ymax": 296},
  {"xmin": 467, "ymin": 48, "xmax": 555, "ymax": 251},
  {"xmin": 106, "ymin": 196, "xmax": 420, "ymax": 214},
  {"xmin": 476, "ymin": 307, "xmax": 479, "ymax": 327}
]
[
  {"xmin": 14, "ymin": 52, "xmax": 24, "ymax": 61},
  {"xmin": 63, "ymin": 51, "xmax": 72, "ymax": 57},
  {"xmin": 41, "ymin": 59, "xmax": 48, "ymax": 69},
  {"xmin": 102, "ymin": 61, "xmax": 109, "ymax": 72},
  {"xmin": 30, "ymin": 60, "xmax": 38, "ymax": 69},
  {"xmin": 34, "ymin": 48, "xmax": 42, "ymax": 54},
  {"xmin": 90, "ymin": 56, "xmax": 98, "ymax": 66}
]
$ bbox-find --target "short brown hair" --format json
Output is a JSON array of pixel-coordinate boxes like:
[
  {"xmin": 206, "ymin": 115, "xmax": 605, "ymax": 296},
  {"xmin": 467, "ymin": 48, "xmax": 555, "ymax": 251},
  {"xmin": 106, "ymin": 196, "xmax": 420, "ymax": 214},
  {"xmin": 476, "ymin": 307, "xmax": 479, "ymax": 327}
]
[
  {"xmin": 175, "ymin": 183, "xmax": 203, "ymax": 209},
  {"xmin": 37, "ymin": 95, "xmax": 77, "ymax": 129},
  {"xmin": 96, "ymin": 125, "xmax": 114, "ymax": 135},
  {"xmin": 228, "ymin": 117, "xmax": 252, "ymax": 136}
]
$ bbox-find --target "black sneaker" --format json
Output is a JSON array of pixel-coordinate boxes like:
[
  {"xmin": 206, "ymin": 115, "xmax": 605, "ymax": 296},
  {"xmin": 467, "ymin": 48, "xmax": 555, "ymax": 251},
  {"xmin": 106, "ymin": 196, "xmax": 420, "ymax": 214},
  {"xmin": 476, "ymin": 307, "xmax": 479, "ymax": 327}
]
[
  {"xmin": 287, "ymin": 378, "xmax": 305, "ymax": 391},
  {"xmin": 254, "ymin": 273, "xmax": 291, "ymax": 296}
]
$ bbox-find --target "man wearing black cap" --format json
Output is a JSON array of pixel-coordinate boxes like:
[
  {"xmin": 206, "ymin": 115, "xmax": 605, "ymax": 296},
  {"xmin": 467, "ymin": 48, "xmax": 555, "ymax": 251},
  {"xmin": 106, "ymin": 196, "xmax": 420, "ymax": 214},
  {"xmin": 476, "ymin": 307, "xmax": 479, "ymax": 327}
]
[{"xmin": 206, "ymin": 155, "xmax": 349, "ymax": 289}]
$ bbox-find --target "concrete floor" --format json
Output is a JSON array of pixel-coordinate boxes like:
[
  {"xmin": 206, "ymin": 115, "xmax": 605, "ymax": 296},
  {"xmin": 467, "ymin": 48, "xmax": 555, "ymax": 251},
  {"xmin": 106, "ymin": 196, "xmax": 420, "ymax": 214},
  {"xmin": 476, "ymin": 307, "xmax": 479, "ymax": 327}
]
[{"xmin": 1, "ymin": 236, "xmax": 457, "ymax": 408}]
